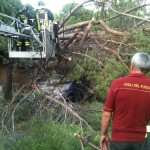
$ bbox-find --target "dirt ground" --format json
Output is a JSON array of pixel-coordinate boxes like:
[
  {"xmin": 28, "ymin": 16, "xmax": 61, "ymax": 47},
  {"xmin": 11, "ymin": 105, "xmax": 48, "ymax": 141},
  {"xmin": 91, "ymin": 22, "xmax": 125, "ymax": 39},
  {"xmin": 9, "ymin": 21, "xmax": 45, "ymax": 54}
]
[{"xmin": 13, "ymin": 68, "xmax": 32, "ymax": 90}]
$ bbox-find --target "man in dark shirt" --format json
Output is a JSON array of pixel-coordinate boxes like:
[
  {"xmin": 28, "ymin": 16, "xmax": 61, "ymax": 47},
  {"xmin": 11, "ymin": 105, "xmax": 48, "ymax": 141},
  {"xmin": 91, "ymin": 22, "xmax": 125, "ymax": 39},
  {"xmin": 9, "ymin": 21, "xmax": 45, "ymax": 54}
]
[
  {"xmin": 35, "ymin": 1, "xmax": 54, "ymax": 32},
  {"xmin": 16, "ymin": 5, "xmax": 32, "ymax": 26},
  {"xmin": 16, "ymin": 5, "xmax": 32, "ymax": 51}
]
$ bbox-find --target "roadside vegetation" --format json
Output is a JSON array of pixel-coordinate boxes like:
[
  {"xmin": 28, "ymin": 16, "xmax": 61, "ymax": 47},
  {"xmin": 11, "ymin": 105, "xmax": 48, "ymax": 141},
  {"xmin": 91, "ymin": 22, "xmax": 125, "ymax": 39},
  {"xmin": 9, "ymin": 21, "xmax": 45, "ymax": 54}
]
[{"xmin": 0, "ymin": 0, "xmax": 150, "ymax": 149}]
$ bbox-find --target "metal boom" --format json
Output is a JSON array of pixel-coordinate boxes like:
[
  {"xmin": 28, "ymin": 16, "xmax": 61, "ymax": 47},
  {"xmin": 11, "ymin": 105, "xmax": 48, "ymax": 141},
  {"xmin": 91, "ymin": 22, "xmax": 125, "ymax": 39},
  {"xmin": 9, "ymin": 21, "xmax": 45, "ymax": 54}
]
[{"xmin": 0, "ymin": 12, "xmax": 56, "ymax": 59}]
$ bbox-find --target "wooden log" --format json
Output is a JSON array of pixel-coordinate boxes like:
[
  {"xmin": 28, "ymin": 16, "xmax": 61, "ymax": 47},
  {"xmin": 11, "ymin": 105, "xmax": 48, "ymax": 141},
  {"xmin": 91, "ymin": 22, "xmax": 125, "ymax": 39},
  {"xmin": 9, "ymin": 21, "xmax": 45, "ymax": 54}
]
[
  {"xmin": 79, "ymin": 18, "xmax": 95, "ymax": 45},
  {"xmin": 58, "ymin": 20, "xmax": 128, "ymax": 36},
  {"xmin": 63, "ymin": 29, "xmax": 81, "ymax": 49},
  {"xmin": 58, "ymin": 21, "xmax": 91, "ymax": 34},
  {"xmin": 99, "ymin": 20, "xmax": 128, "ymax": 36}
]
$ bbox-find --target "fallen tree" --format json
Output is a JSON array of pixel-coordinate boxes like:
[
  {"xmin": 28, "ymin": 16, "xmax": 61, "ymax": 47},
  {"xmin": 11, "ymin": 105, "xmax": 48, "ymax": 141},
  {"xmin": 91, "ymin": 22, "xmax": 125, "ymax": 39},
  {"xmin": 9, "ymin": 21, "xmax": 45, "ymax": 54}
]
[{"xmin": 56, "ymin": 1, "xmax": 150, "ymax": 67}]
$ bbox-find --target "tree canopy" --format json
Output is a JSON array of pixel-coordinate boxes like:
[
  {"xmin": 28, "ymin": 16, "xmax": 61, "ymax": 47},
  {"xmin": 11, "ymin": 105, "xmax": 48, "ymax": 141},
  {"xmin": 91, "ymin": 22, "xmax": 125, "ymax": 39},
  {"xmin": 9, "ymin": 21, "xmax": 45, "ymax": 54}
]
[
  {"xmin": 59, "ymin": 3, "xmax": 94, "ymax": 26},
  {"xmin": 0, "ymin": 0, "xmax": 22, "ymax": 17}
]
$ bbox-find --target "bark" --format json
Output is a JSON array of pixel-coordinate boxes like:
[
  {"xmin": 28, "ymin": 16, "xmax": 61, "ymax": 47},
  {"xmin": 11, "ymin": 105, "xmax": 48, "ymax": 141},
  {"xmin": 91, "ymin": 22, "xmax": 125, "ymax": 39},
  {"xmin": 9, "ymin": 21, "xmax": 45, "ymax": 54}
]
[
  {"xmin": 58, "ymin": 20, "xmax": 92, "ymax": 34},
  {"xmin": 79, "ymin": 18, "xmax": 95, "ymax": 45},
  {"xmin": 59, "ymin": 34, "xmax": 83, "ymax": 40},
  {"xmin": 94, "ymin": 38, "xmax": 116, "ymax": 54},
  {"xmin": 59, "ymin": 20, "xmax": 127, "ymax": 36},
  {"xmin": 55, "ymin": 44, "xmax": 72, "ymax": 62},
  {"xmin": 143, "ymin": 25, "xmax": 150, "ymax": 31},
  {"xmin": 4, "ymin": 59, "xmax": 13, "ymax": 100},
  {"xmin": 63, "ymin": 28, "xmax": 81, "ymax": 49},
  {"xmin": 99, "ymin": 20, "xmax": 128, "ymax": 36},
  {"xmin": 59, "ymin": 32, "xmax": 110, "ymax": 40}
]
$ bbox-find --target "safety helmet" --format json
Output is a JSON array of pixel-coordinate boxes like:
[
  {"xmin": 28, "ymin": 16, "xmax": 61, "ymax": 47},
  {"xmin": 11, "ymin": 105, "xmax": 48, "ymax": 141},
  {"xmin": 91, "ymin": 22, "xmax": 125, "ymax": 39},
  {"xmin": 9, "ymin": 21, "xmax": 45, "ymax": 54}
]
[
  {"xmin": 25, "ymin": 5, "xmax": 30, "ymax": 11},
  {"xmin": 22, "ymin": 5, "xmax": 30, "ymax": 12},
  {"xmin": 38, "ymin": 1, "xmax": 45, "ymax": 6},
  {"xmin": 22, "ymin": 5, "xmax": 26, "ymax": 10}
]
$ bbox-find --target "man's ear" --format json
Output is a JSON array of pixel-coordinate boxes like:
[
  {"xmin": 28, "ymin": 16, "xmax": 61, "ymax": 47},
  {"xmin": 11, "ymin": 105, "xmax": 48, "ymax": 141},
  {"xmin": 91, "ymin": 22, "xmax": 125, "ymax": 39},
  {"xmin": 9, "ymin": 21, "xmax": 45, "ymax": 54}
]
[
  {"xmin": 130, "ymin": 64, "xmax": 135, "ymax": 74},
  {"xmin": 130, "ymin": 64, "xmax": 134, "ymax": 70}
]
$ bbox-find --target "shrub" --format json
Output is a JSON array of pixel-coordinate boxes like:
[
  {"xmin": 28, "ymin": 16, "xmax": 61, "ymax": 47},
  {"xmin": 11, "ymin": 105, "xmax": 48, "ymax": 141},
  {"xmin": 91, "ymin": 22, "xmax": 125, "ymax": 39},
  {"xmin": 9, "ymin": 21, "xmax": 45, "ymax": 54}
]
[
  {"xmin": 5, "ymin": 118, "xmax": 82, "ymax": 150},
  {"xmin": 69, "ymin": 51, "xmax": 128, "ymax": 102}
]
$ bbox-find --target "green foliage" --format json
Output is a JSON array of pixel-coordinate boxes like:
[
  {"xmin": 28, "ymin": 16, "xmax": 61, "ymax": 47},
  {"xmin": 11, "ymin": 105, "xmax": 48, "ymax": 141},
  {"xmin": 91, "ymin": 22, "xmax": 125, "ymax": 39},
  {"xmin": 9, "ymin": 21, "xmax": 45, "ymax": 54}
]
[
  {"xmin": 0, "ymin": 94, "xmax": 5, "ymax": 106},
  {"xmin": 59, "ymin": 3, "xmax": 94, "ymax": 26},
  {"xmin": 1, "ymin": 118, "xmax": 82, "ymax": 150},
  {"xmin": 0, "ymin": 100, "xmax": 104, "ymax": 150},
  {"xmin": 14, "ymin": 101, "xmax": 35, "ymax": 122},
  {"xmin": 26, "ymin": 4, "xmax": 35, "ymax": 19},
  {"xmin": 61, "ymin": 3, "xmax": 77, "ymax": 15},
  {"xmin": 16, "ymin": 58, "xmax": 35, "ymax": 69},
  {"xmin": 69, "ymin": 51, "xmax": 128, "ymax": 102},
  {"xmin": 80, "ymin": 102, "xmax": 103, "ymax": 131},
  {"xmin": 94, "ymin": 58, "xmax": 128, "ymax": 101},
  {"xmin": 133, "ymin": 30, "xmax": 150, "ymax": 53},
  {"xmin": 0, "ymin": 38, "xmax": 9, "ymax": 64},
  {"xmin": 34, "ymin": 92, "xmax": 45, "ymax": 100},
  {"xmin": 0, "ymin": 0, "xmax": 22, "ymax": 19},
  {"xmin": 107, "ymin": 0, "xmax": 148, "ymax": 29}
]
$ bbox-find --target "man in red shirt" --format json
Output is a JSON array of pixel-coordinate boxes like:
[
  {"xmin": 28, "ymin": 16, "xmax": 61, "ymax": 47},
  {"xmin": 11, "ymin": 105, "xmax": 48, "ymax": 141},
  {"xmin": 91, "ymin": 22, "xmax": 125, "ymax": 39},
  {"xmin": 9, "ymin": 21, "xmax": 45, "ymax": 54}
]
[{"xmin": 100, "ymin": 52, "xmax": 150, "ymax": 150}]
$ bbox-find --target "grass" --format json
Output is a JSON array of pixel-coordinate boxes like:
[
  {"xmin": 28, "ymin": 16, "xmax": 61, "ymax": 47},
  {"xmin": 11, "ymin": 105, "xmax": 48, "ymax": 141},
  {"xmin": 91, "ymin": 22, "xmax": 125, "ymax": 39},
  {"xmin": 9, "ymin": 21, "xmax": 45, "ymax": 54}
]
[{"xmin": 0, "ymin": 101, "xmax": 106, "ymax": 150}]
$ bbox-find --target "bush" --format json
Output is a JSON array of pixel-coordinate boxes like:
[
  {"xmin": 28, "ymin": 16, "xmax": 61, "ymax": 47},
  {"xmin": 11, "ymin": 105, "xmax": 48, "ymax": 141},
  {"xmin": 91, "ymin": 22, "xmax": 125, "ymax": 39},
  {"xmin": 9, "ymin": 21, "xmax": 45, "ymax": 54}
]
[
  {"xmin": 69, "ymin": 51, "xmax": 128, "ymax": 102},
  {"xmin": 1, "ymin": 118, "xmax": 82, "ymax": 150}
]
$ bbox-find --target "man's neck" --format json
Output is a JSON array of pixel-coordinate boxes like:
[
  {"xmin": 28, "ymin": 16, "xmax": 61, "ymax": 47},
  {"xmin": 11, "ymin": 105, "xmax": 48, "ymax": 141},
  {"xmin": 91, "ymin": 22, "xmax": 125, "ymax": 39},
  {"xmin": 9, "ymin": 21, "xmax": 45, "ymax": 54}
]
[
  {"xmin": 130, "ymin": 70, "xmax": 146, "ymax": 75},
  {"xmin": 130, "ymin": 64, "xmax": 146, "ymax": 75}
]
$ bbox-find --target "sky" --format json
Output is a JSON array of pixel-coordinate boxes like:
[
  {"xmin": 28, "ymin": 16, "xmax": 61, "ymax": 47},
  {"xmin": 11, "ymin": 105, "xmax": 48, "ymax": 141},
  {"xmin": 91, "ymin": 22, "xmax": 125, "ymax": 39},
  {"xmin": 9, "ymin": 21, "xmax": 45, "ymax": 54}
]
[
  {"xmin": 21, "ymin": 0, "xmax": 92, "ymax": 13},
  {"xmin": 21, "ymin": 0, "xmax": 150, "ymax": 14}
]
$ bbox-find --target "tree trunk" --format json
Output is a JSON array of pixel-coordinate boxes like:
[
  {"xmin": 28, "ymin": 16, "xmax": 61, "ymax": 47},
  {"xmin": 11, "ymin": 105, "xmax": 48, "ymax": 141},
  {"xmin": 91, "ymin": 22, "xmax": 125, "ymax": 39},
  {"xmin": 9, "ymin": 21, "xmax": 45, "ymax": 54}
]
[
  {"xmin": 4, "ymin": 59, "xmax": 13, "ymax": 100},
  {"xmin": 80, "ymin": 18, "xmax": 95, "ymax": 45}
]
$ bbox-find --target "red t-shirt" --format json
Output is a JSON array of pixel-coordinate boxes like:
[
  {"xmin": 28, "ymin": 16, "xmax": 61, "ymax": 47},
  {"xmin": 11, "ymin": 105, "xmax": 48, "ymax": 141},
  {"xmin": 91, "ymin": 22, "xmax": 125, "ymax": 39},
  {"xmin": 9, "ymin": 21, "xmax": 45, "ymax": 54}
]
[{"xmin": 104, "ymin": 73, "xmax": 150, "ymax": 142}]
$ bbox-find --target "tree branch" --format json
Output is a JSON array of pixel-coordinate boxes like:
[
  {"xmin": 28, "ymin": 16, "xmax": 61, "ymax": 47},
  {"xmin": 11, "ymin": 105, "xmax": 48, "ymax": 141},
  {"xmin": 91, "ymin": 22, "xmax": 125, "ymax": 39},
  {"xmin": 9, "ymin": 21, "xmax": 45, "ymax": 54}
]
[
  {"xmin": 59, "ymin": 19, "xmax": 127, "ymax": 36},
  {"xmin": 63, "ymin": 28, "xmax": 81, "ymax": 49},
  {"xmin": 99, "ymin": 20, "xmax": 128, "ymax": 36},
  {"xmin": 94, "ymin": 38, "xmax": 129, "ymax": 69},
  {"xmin": 104, "ymin": 4, "xmax": 150, "ymax": 22},
  {"xmin": 33, "ymin": 84, "xmax": 94, "ymax": 131},
  {"xmin": 80, "ymin": 18, "xmax": 95, "ymax": 45},
  {"xmin": 109, "ymin": 4, "xmax": 150, "ymax": 23},
  {"xmin": 58, "ymin": 0, "xmax": 93, "ymax": 29}
]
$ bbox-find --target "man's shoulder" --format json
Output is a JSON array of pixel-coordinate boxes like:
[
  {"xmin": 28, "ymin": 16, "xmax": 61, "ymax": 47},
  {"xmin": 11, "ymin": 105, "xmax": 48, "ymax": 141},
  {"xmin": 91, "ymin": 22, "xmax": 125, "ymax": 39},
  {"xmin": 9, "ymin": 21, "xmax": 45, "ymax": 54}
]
[
  {"xmin": 36, "ymin": 7, "xmax": 51, "ymax": 12},
  {"xmin": 113, "ymin": 76, "xmax": 128, "ymax": 82},
  {"xmin": 110, "ymin": 76, "xmax": 129, "ymax": 87},
  {"xmin": 112, "ymin": 74, "xmax": 150, "ymax": 86},
  {"xmin": 16, "ymin": 11, "xmax": 25, "ymax": 18},
  {"xmin": 44, "ymin": 8, "xmax": 51, "ymax": 12}
]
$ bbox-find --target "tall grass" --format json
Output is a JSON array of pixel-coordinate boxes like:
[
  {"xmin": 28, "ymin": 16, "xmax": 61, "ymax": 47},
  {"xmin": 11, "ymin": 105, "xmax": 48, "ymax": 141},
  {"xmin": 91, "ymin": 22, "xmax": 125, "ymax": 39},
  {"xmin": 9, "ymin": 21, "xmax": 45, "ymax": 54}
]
[{"xmin": 0, "ymin": 116, "xmax": 101, "ymax": 150}]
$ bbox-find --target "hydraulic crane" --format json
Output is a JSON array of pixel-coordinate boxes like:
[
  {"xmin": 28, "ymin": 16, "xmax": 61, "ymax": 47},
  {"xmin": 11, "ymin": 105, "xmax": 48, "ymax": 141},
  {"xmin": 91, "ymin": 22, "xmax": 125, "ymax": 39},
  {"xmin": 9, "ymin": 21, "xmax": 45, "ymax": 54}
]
[
  {"xmin": 0, "ymin": 12, "xmax": 56, "ymax": 59},
  {"xmin": 0, "ymin": 12, "xmax": 57, "ymax": 100}
]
